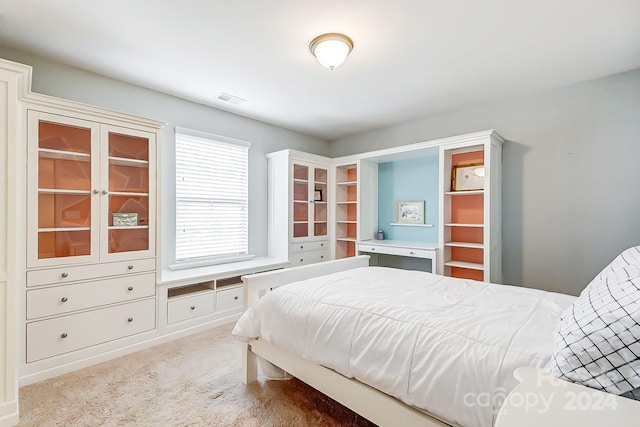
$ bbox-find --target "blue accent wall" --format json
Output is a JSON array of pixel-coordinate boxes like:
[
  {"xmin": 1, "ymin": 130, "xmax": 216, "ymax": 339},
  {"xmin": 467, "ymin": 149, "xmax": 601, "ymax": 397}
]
[{"xmin": 377, "ymin": 155, "xmax": 439, "ymax": 243}]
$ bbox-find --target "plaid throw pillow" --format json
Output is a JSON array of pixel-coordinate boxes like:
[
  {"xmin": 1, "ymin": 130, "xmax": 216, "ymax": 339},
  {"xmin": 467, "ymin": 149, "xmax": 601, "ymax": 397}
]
[{"xmin": 550, "ymin": 257, "xmax": 640, "ymax": 398}]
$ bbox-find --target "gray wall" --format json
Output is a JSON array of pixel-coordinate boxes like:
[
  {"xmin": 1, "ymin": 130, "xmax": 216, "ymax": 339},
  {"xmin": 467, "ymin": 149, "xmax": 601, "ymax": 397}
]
[
  {"xmin": 0, "ymin": 47, "xmax": 330, "ymax": 270},
  {"xmin": 331, "ymin": 69, "xmax": 640, "ymax": 296},
  {"xmin": 5, "ymin": 44, "xmax": 638, "ymax": 295}
]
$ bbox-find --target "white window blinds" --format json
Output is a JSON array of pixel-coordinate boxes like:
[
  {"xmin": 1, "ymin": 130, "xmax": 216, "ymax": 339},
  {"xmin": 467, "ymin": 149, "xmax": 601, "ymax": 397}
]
[{"xmin": 174, "ymin": 127, "xmax": 250, "ymax": 264}]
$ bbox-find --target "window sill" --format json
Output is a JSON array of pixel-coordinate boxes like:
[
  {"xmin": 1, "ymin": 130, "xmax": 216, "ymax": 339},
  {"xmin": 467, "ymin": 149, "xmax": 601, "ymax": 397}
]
[
  {"xmin": 159, "ymin": 256, "xmax": 290, "ymax": 287},
  {"xmin": 169, "ymin": 254, "xmax": 256, "ymax": 270}
]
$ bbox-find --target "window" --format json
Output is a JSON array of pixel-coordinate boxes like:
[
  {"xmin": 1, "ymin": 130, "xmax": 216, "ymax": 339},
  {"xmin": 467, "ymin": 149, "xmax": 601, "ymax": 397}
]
[{"xmin": 174, "ymin": 127, "xmax": 251, "ymax": 265}]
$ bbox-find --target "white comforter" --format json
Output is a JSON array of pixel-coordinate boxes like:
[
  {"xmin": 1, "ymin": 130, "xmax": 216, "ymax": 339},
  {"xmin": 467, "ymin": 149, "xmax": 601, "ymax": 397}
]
[{"xmin": 232, "ymin": 266, "xmax": 575, "ymax": 427}]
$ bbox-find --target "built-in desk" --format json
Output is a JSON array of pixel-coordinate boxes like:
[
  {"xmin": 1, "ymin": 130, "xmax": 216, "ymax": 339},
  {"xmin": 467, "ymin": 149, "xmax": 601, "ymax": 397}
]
[{"xmin": 356, "ymin": 240, "xmax": 439, "ymax": 273}]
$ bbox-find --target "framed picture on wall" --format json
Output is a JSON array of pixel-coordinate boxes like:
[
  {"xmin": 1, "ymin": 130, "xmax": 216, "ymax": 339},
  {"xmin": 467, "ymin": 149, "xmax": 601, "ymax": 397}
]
[
  {"xmin": 396, "ymin": 200, "xmax": 424, "ymax": 224},
  {"xmin": 452, "ymin": 164, "xmax": 485, "ymax": 191}
]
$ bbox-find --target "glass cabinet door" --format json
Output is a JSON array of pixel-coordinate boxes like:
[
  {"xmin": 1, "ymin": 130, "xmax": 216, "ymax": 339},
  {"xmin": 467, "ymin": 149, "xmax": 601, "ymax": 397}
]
[
  {"xmin": 28, "ymin": 112, "xmax": 156, "ymax": 267},
  {"xmin": 292, "ymin": 163, "xmax": 309, "ymax": 238},
  {"xmin": 103, "ymin": 126, "xmax": 155, "ymax": 259},
  {"xmin": 312, "ymin": 167, "xmax": 328, "ymax": 237},
  {"xmin": 28, "ymin": 111, "xmax": 100, "ymax": 266},
  {"xmin": 291, "ymin": 162, "xmax": 329, "ymax": 240}
]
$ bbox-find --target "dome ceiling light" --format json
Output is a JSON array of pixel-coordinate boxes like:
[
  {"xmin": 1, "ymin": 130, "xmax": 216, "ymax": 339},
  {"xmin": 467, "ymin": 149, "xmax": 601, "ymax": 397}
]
[{"xmin": 309, "ymin": 33, "xmax": 354, "ymax": 70}]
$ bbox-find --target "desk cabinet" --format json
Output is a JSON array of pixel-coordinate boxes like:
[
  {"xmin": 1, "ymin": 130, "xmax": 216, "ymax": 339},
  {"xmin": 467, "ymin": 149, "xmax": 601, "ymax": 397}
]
[{"xmin": 356, "ymin": 240, "xmax": 438, "ymax": 273}]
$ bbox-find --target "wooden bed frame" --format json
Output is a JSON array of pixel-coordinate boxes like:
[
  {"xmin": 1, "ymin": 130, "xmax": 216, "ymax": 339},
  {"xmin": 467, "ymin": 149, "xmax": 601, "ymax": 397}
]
[{"xmin": 240, "ymin": 256, "xmax": 640, "ymax": 427}]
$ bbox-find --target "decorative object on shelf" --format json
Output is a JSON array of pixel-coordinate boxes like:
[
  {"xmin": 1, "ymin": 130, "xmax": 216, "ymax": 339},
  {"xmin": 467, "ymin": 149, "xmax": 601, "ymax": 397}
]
[
  {"xmin": 112, "ymin": 212, "xmax": 139, "ymax": 226},
  {"xmin": 376, "ymin": 230, "xmax": 385, "ymax": 240},
  {"xmin": 396, "ymin": 200, "xmax": 425, "ymax": 225},
  {"xmin": 314, "ymin": 189, "xmax": 323, "ymax": 202},
  {"xmin": 309, "ymin": 33, "xmax": 354, "ymax": 70},
  {"xmin": 452, "ymin": 164, "xmax": 485, "ymax": 191}
]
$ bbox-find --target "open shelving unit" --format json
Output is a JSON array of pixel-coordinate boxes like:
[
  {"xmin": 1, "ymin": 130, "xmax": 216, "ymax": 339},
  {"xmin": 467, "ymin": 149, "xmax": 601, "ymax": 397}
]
[
  {"xmin": 439, "ymin": 133, "xmax": 502, "ymax": 283},
  {"xmin": 335, "ymin": 164, "xmax": 358, "ymax": 258},
  {"xmin": 442, "ymin": 148, "xmax": 486, "ymax": 280}
]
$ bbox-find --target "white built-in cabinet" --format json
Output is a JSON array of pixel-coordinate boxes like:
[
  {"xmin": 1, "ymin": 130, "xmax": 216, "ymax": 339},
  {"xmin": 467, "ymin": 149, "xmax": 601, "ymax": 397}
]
[
  {"xmin": 0, "ymin": 58, "xmax": 26, "ymax": 427},
  {"xmin": 0, "ymin": 57, "xmax": 283, "ymax": 393},
  {"xmin": 267, "ymin": 150, "xmax": 378, "ymax": 265},
  {"xmin": 22, "ymin": 98, "xmax": 162, "ymax": 380},
  {"xmin": 268, "ymin": 131, "xmax": 501, "ymax": 279},
  {"xmin": 267, "ymin": 150, "xmax": 332, "ymax": 266}
]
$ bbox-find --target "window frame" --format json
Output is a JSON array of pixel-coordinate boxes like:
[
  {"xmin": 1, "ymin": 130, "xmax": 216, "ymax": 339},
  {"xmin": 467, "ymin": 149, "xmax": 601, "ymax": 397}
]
[{"xmin": 173, "ymin": 127, "xmax": 251, "ymax": 268}]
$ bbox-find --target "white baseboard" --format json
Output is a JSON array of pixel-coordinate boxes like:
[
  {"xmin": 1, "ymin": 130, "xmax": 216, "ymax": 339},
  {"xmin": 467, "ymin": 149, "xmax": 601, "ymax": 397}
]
[{"xmin": 0, "ymin": 400, "xmax": 19, "ymax": 427}]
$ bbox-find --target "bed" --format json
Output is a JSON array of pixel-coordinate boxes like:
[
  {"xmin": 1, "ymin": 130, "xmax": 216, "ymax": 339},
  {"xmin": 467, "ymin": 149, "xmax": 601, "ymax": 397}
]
[{"xmin": 232, "ymin": 253, "xmax": 640, "ymax": 426}]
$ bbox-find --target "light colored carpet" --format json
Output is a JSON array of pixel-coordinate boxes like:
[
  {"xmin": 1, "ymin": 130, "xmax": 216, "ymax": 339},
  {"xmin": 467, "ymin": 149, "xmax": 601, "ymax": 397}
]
[{"xmin": 18, "ymin": 322, "xmax": 376, "ymax": 427}]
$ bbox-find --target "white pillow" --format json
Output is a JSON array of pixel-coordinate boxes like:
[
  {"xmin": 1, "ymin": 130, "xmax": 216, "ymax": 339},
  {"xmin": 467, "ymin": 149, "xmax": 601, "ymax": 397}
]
[{"xmin": 550, "ymin": 260, "xmax": 640, "ymax": 398}]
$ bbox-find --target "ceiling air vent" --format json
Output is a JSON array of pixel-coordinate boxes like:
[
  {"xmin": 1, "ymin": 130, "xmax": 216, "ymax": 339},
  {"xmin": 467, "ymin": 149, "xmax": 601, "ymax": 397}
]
[{"xmin": 216, "ymin": 92, "xmax": 246, "ymax": 105}]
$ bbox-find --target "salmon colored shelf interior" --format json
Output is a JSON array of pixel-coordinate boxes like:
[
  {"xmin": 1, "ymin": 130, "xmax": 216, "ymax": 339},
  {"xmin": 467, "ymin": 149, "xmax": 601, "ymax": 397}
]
[
  {"xmin": 448, "ymin": 150, "xmax": 485, "ymax": 279},
  {"xmin": 37, "ymin": 121, "xmax": 151, "ymax": 259},
  {"xmin": 450, "ymin": 267, "xmax": 484, "ymax": 281}
]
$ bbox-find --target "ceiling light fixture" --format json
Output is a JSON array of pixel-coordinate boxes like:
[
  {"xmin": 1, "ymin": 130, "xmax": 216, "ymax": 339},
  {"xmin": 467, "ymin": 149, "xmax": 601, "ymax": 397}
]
[{"xmin": 309, "ymin": 33, "xmax": 354, "ymax": 70}]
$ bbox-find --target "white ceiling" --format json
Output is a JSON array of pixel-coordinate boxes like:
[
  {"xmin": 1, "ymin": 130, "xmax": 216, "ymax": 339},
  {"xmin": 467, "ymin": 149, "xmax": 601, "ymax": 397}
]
[{"xmin": 0, "ymin": 0, "xmax": 639, "ymax": 140}]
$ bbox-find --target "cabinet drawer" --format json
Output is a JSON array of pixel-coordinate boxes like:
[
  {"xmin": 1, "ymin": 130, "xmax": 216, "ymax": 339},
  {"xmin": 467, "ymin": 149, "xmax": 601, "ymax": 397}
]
[
  {"xmin": 358, "ymin": 244, "xmax": 436, "ymax": 260},
  {"xmin": 167, "ymin": 291, "xmax": 215, "ymax": 324},
  {"xmin": 27, "ymin": 258, "xmax": 156, "ymax": 287},
  {"xmin": 217, "ymin": 286, "xmax": 243, "ymax": 313},
  {"xmin": 289, "ymin": 240, "xmax": 329, "ymax": 254},
  {"xmin": 26, "ymin": 298, "xmax": 156, "ymax": 363},
  {"xmin": 289, "ymin": 249, "xmax": 330, "ymax": 266},
  {"xmin": 26, "ymin": 273, "xmax": 156, "ymax": 320}
]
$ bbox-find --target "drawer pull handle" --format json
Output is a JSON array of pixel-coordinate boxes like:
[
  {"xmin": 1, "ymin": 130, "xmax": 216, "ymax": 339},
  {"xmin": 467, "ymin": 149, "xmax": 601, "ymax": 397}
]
[
  {"xmin": 300, "ymin": 245, "xmax": 304, "ymax": 249},
  {"xmin": 128, "ymin": 265, "xmax": 134, "ymax": 270},
  {"xmin": 92, "ymin": 189, "xmax": 99, "ymax": 194},
  {"xmin": 409, "ymin": 251, "xmax": 415, "ymax": 255},
  {"xmin": 127, "ymin": 317, "xmax": 133, "ymax": 323},
  {"xmin": 320, "ymin": 255, "xmax": 324, "ymax": 259},
  {"xmin": 371, "ymin": 248, "xmax": 375, "ymax": 251},
  {"xmin": 300, "ymin": 258, "xmax": 304, "ymax": 262},
  {"xmin": 234, "ymin": 296, "xmax": 239, "ymax": 300},
  {"xmin": 60, "ymin": 333, "xmax": 68, "ymax": 339},
  {"xmin": 101, "ymin": 190, "xmax": 108, "ymax": 195},
  {"xmin": 321, "ymin": 243, "xmax": 324, "ymax": 247},
  {"xmin": 127, "ymin": 286, "xmax": 134, "ymax": 291},
  {"xmin": 61, "ymin": 297, "xmax": 68, "ymax": 303},
  {"xmin": 61, "ymin": 272, "xmax": 68, "ymax": 278},
  {"xmin": 190, "ymin": 306, "xmax": 196, "ymax": 310}
]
